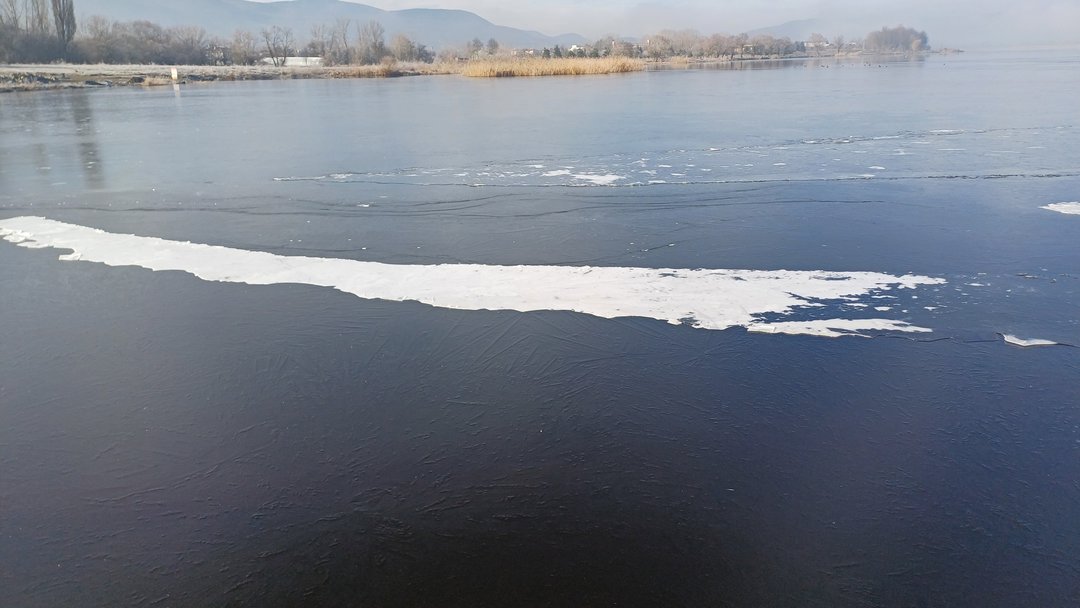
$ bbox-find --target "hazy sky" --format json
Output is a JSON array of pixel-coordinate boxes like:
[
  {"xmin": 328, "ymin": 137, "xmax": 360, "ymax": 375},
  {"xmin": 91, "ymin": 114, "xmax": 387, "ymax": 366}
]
[{"xmin": 253, "ymin": 1, "xmax": 1080, "ymax": 48}]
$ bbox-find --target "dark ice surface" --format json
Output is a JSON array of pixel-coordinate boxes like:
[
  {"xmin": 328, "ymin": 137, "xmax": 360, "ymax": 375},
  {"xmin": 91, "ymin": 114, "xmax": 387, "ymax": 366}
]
[{"xmin": 1, "ymin": 51, "xmax": 1079, "ymax": 607}]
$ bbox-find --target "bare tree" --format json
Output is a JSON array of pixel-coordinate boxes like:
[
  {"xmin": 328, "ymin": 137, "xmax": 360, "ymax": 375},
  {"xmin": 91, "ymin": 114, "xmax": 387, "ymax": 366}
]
[
  {"xmin": 1, "ymin": 0, "xmax": 21, "ymax": 28},
  {"xmin": 26, "ymin": 0, "xmax": 48, "ymax": 33},
  {"xmin": 466, "ymin": 37, "xmax": 482, "ymax": 57},
  {"xmin": 733, "ymin": 33, "xmax": 748, "ymax": 58},
  {"xmin": 485, "ymin": 37, "xmax": 499, "ymax": 55},
  {"xmin": 170, "ymin": 25, "xmax": 207, "ymax": 64},
  {"xmin": 260, "ymin": 25, "xmax": 293, "ymax": 67},
  {"xmin": 77, "ymin": 14, "xmax": 115, "ymax": 61},
  {"xmin": 332, "ymin": 17, "xmax": 351, "ymax": 63},
  {"xmin": 646, "ymin": 34, "xmax": 672, "ymax": 59},
  {"xmin": 356, "ymin": 19, "xmax": 385, "ymax": 64},
  {"xmin": 50, "ymin": 0, "xmax": 75, "ymax": 56},
  {"xmin": 666, "ymin": 29, "xmax": 702, "ymax": 57},
  {"xmin": 306, "ymin": 23, "xmax": 330, "ymax": 59},
  {"xmin": 832, "ymin": 35, "xmax": 845, "ymax": 55},
  {"xmin": 389, "ymin": 33, "xmax": 416, "ymax": 62},
  {"xmin": 230, "ymin": 29, "xmax": 257, "ymax": 65}
]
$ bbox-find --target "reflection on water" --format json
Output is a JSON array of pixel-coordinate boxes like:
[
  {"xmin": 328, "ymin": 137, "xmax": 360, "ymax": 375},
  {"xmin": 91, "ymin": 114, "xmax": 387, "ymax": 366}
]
[
  {"xmin": 0, "ymin": 90, "xmax": 107, "ymax": 194},
  {"xmin": 69, "ymin": 92, "xmax": 105, "ymax": 190}
]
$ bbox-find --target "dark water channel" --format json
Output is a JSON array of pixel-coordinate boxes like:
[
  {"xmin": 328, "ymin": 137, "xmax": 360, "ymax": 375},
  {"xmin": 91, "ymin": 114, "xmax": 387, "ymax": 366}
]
[{"xmin": 1, "ymin": 51, "xmax": 1079, "ymax": 606}]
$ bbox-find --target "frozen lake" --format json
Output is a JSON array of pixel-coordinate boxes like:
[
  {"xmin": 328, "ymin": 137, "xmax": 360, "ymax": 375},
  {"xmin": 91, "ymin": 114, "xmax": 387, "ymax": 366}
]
[{"xmin": 2, "ymin": 51, "xmax": 1079, "ymax": 606}]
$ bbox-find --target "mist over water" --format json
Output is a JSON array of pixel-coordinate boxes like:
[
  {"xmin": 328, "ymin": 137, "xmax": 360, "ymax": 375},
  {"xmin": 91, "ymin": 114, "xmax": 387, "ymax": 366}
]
[{"xmin": 2, "ymin": 52, "xmax": 1079, "ymax": 607}]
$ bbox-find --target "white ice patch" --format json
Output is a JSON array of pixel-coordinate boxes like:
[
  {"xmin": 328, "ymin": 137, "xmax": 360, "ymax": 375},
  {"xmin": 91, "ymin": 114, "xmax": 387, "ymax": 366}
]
[
  {"xmin": 542, "ymin": 169, "xmax": 571, "ymax": 177},
  {"xmin": 0, "ymin": 217, "xmax": 945, "ymax": 337},
  {"xmin": 1001, "ymin": 334, "xmax": 1059, "ymax": 347},
  {"xmin": 747, "ymin": 319, "xmax": 933, "ymax": 339},
  {"xmin": 1041, "ymin": 202, "xmax": 1080, "ymax": 215},
  {"xmin": 572, "ymin": 174, "xmax": 624, "ymax": 186}
]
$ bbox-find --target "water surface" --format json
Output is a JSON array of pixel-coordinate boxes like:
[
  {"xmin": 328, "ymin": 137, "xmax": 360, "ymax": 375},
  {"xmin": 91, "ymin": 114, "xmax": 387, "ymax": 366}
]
[{"xmin": 1, "ymin": 51, "xmax": 1079, "ymax": 607}]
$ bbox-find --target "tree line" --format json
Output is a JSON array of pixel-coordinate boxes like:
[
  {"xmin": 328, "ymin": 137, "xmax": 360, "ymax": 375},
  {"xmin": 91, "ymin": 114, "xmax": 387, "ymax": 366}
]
[
  {"xmin": 3, "ymin": 1, "xmax": 931, "ymax": 66},
  {"xmin": 2, "ymin": 7, "xmax": 436, "ymax": 66},
  {"xmin": 864, "ymin": 26, "xmax": 929, "ymax": 52},
  {"xmin": 599, "ymin": 26, "xmax": 927, "ymax": 61},
  {"xmin": 1, "ymin": 0, "xmax": 77, "ymax": 61}
]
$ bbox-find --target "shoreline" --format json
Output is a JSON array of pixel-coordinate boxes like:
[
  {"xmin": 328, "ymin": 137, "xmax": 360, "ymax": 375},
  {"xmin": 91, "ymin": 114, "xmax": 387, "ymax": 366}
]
[
  {"xmin": 0, "ymin": 51, "xmax": 957, "ymax": 93},
  {"xmin": 0, "ymin": 62, "xmax": 455, "ymax": 93}
]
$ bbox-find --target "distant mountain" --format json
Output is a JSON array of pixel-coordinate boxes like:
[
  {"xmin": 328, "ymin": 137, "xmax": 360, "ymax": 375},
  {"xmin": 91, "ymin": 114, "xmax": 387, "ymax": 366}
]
[{"xmin": 73, "ymin": 0, "xmax": 586, "ymax": 50}]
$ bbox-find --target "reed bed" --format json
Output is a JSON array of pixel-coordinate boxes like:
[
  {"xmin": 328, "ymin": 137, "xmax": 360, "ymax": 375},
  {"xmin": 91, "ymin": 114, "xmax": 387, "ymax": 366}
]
[
  {"xmin": 324, "ymin": 61, "xmax": 456, "ymax": 78},
  {"xmin": 461, "ymin": 57, "xmax": 645, "ymax": 77}
]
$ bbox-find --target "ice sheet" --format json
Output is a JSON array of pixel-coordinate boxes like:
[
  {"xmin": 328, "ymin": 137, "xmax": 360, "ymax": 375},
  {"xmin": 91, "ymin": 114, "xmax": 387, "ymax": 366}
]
[
  {"xmin": 1001, "ymin": 334, "xmax": 1059, "ymax": 347},
  {"xmin": 747, "ymin": 319, "xmax": 933, "ymax": 338},
  {"xmin": 572, "ymin": 174, "xmax": 624, "ymax": 186},
  {"xmin": 1041, "ymin": 202, "xmax": 1080, "ymax": 215},
  {"xmin": 0, "ymin": 217, "xmax": 945, "ymax": 337}
]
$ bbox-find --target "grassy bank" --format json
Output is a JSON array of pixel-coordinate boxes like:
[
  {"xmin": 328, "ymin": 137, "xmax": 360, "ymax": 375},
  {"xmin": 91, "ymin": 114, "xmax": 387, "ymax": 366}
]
[
  {"xmin": 0, "ymin": 57, "xmax": 646, "ymax": 93},
  {"xmin": 460, "ymin": 57, "xmax": 645, "ymax": 77},
  {"xmin": 0, "ymin": 62, "xmax": 455, "ymax": 93}
]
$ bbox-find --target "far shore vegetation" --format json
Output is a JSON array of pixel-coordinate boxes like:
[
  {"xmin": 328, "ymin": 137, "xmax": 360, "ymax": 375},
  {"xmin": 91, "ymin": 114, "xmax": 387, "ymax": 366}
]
[
  {"xmin": 2, "ymin": 0, "xmax": 940, "ymax": 90},
  {"xmin": 460, "ymin": 57, "xmax": 644, "ymax": 78}
]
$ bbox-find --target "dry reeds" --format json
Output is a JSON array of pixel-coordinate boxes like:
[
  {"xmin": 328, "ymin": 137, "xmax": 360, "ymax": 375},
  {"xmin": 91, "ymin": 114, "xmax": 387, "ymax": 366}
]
[
  {"xmin": 460, "ymin": 57, "xmax": 645, "ymax": 77},
  {"xmin": 325, "ymin": 64, "xmax": 398, "ymax": 78},
  {"xmin": 324, "ymin": 61, "xmax": 456, "ymax": 79},
  {"xmin": 139, "ymin": 76, "xmax": 174, "ymax": 87}
]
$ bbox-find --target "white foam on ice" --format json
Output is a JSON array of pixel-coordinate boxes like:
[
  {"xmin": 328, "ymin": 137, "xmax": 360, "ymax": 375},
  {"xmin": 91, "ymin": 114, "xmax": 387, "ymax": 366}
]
[
  {"xmin": 0, "ymin": 217, "xmax": 945, "ymax": 337},
  {"xmin": 1001, "ymin": 334, "xmax": 1059, "ymax": 347},
  {"xmin": 1041, "ymin": 202, "xmax": 1080, "ymax": 215}
]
